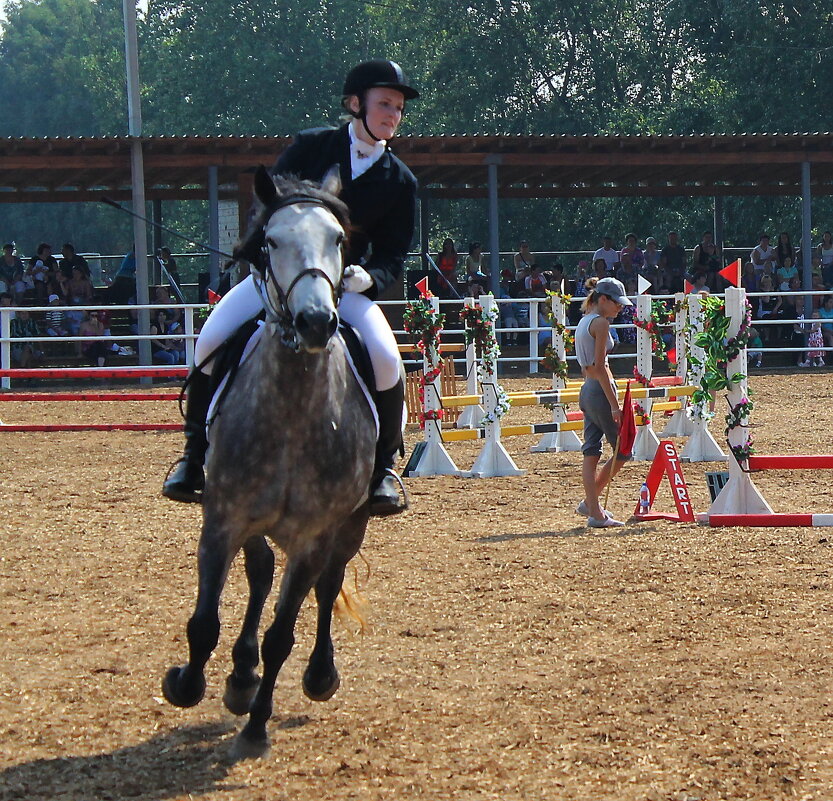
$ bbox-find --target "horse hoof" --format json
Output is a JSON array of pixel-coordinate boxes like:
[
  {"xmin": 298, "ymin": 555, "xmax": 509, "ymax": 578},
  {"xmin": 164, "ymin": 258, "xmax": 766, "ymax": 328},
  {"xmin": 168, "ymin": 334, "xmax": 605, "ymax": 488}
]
[
  {"xmin": 302, "ymin": 667, "xmax": 340, "ymax": 702},
  {"xmin": 162, "ymin": 665, "xmax": 206, "ymax": 708},
  {"xmin": 222, "ymin": 674, "xmax": 260, "ymax": 716},
  {"xmin": 229, "ymin": 730, "xmax": 271, "ymax": 762}
]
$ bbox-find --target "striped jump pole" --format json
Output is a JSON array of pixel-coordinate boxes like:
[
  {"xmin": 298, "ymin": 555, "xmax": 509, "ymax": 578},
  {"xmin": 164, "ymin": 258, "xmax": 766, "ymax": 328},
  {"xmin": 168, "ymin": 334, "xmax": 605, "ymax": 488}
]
[
  {"xmin": 455, "ymin": 297, "xmax": 485, "ymax": 429},
  {"xmin": 404, "ymin": 295, "xmax": 463, "ymax": 478},
  {"xmin": 661, "ymin": 292, "xmax": 694, "ymax": 437},
  {"xmin": 632, "ymin": 294, "xmax": 661, "ymax": 461},
  {"xmin": 467, "ymin": 294, "xmax": 524, "ymax": 478},
  {"xmin": 680, "ymin": 293, "xmax": 726, "ymax": 463},
  {"xmin": 530, "ymin": 292, "xmax": 582, "ymax": 453},
  {"xmin": 443, "ymin": 420, "xmax": 583, "ymax": 442},
  {"xmin": 0, "ymin": 366, "xmax": 187, "ymax": 380}
]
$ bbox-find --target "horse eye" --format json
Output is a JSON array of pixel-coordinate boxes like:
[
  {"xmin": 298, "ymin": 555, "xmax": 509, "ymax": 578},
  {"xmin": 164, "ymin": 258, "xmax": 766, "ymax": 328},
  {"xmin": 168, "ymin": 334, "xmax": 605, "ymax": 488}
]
[{"xmin": 335, "ymin": 233, "xmax": 344, "ymax": 247}]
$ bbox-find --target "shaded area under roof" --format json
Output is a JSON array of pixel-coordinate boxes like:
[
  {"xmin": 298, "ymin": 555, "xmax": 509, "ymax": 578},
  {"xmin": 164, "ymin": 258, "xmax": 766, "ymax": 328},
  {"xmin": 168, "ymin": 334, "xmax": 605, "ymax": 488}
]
[{"xmin": 2, "ymin": 133, "xmax": 833, "ymax": 203}]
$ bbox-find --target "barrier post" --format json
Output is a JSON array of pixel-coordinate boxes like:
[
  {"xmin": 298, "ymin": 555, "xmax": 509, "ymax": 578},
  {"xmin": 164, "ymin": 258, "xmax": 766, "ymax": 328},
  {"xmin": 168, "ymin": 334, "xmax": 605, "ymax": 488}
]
[
  {"xmin": 531, "ymin": 292, "xmax": 582, "ymax": 453},
  {"xmin": 529, "ymin": 298, "xmax": 540, "ymax": 373},
  {"xmin": 632, "ymin": 294, "xmax": 661, "ymax": 461},
  {"xmin": 705, "ymin": 286, "xmax": 772, "ymax": 516},
  {"xmin": 184, "ymin": 306, "xmax": 196, "ymax": 367},
  {"xmin": 456, "ymin": 296, "xmax": 485, "ymax": 428},
  {"xmin": 681, "ymin": 293, "xmax": 726, "ymax": 462},
  {"xmin": 468, "ymin": 294, "xmax": 525, "ymax": 478},
  {"xmin": 407, "ymin": 295, "xmax": 463, "ymax": 478},
  {"xmin": 662, "ymin": 292, "xmax": 693, "ymax": 436},
  {"xmin": 1, "ymin": 308, "xmax": 10, "ymax": 390}
]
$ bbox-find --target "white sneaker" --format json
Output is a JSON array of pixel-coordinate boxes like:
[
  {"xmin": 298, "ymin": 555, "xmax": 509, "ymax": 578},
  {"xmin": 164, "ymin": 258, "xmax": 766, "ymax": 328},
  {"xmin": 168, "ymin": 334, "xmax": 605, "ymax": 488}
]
[
  {"xmin": 799, "ymin": 360, "xmax": 811, "ymax": 367},
  {"xmin": 576, "ymin": 500, "xmax": 610, "ymax": 517},
  {"xmin": 587, "ymin": 515, "xmax": 625, "ymax": 528}
]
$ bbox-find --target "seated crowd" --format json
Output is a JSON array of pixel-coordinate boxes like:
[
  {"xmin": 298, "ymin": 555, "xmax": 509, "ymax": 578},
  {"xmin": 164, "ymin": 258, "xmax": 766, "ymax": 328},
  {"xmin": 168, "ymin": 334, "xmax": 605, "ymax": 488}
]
[
  {"xmin": 430, "ymin": 230, "xmax": 833, "ymax": 366},
  {"xmin": 0, "ymin": 241, "xmax": 185, "ymax": 369}
]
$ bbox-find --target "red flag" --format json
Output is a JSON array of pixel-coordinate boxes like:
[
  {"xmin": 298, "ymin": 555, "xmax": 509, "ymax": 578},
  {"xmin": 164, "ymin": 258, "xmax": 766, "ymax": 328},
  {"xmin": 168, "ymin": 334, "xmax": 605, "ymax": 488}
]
[
  {"xmin": 617, "ymin": 382, "xmax": 637, "ymax": 457},
  {"xmin": 415, "ymin": 276, "xmax": 431, "ymax": 298},
  {"xmin": 719, "ymin": 258, "xmax": 742, "ymax": 287},
  {"xmin": 207, "ymin": 288, "xmax": 222, "ymax": 304},
  {"xmin": 684, "ymin": 279, "xmax": 694, "ymax": 294}
]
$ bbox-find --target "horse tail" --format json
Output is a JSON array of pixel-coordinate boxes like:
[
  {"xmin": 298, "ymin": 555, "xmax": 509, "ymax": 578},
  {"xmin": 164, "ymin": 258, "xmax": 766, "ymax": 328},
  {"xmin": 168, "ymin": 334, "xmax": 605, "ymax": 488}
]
[{"xmin": 334, "ymin": 554, "xmax": 370, "ymax": 633}]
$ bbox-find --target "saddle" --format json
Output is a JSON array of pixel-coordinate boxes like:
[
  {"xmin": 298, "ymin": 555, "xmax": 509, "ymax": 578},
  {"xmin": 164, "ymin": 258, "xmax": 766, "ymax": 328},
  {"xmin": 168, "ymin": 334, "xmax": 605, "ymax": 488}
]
[{"xmin": 205, "ymin": 314, "xmax": 378, "ymax": 428}]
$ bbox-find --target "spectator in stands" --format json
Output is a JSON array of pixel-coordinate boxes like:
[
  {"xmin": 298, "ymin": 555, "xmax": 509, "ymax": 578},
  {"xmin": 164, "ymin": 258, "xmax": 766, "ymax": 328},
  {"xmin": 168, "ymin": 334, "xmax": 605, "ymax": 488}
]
[
  {"xmin": 524, "ymin": 264, "xmax": 548, "ymax": 297},
  {"xmin": 434, "ymin": 237, "xmax": 458, "ymax": 298},
  {"xmin": 775, "ymin": 232, "xmax": 795, "ymax": 270},
  {"xmin": 158, "ymin": 246, "xmax": 181, "ymax": 291},
  {"xmin": 747, "ymin": 326, "xmax": 763, "ymax": 368},
  {"xmin": 654, "ymin": 270, "xmax": 672, "ymax": 296},
  {"xmin": 616, "ymin": 251, "xmax": 638, "ymax": 287},
  {"xmin": 10, "ymin": 309, "xmax": 41, "ymax": 368},
  {"xmin": 777, "ymin": 256, "xmax": 798, "ymax": 290},
  {"xmin": 750, "ymin": 233, "xmax": 777, "ymax": 277},
  {"xmin": 620, "ymin": 233, "xmax": 644, "ymax": 272},
  {"xmin": 513, "ymin": 240, "xmax": 536, "ymax": 273},
  {"xmin": 45, "ymin": 294, "xmax": 69, "ymax": 338},
  {"xmin": 150, "ymin": 309, "xmax": 180, "ymax": 364},
  {"xmin": 109, "ymin": 249, "xmax": 137, "ymax": 305},
  {"xmin": 59, "ymin": 243, "xmax": 90, "ymax": 279},
  {"xmin": 549, "ymin": 263, "xmax": 565, "ymax": 294},
  {"xmin": 65, "ymin": 266, "xmax": 94, "ymax": 305},
  {"xmin": 689, "ymin": 271, "xmax": 710, "ymax": 294},
  {"xmin": 818, "ymin": 232, "xmax": 833, "ymax": 288},
  {"xmin": 692, "ymin": 232, "xmax": 721, "ymax": 289},
  {"xmin": 617, "ymin": 278, "xmax": 638, "ymax": 345},
  {"xmin": 819, "ymin": 293, "xmax": 833, "ymax": 349},
  {"xmin": 803, "ymin": 312, "xmax": 825, "ymax": 367},
  {"xmin": 642, "ymin": 237, "xmax": 661, "ymax": 284},
  {"xmin": 592, "ymin": 235, "xmax": 619, "ymax": 274},
  {"xmin": 779, "ymin": 275, "xmax": 804, "ymax": 355},
  {"xmin": 463, "ymin": 245, "xmax": 488, "ymax": 288},
  {"xmin": 464, "ymin": 241, "xmax": 486, "ymax": 277},
  {"xmin": 1, "ymin": 243, "xmax": 23, "ymax": 294},
  {"xmin": 592, "ymin": 258, "xmax": 611, "ymax": 279},
  {"xmin": 78, "ymin": 310, "xmax": 109, "ymax": 368},
  {"xmin": 754, "ymin": 274, "xmax": 781, "ymax": 344},
  {"xmin": 27, "ymin": 243, "xmax": 58, "ymax": 301},
  {"xmin": 741, "ymin": 261, "xmax": 758, "ymax": 293},
  {"xmin": 659, "ymin": 231, "xmax": 687, "ymax": 292}
]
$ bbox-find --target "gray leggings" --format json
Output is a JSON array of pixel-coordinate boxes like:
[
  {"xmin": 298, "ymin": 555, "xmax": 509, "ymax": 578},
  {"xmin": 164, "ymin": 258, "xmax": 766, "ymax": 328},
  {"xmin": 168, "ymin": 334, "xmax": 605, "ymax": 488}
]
[{"xmin": 579, "ymin": 378, "xmax": 627, "ymax": 458}]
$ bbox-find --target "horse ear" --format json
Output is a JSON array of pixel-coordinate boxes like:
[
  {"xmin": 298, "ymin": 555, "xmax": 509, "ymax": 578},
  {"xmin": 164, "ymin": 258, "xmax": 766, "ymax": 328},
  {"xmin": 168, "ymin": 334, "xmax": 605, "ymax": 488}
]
[
  {"xmin": 320, "ymin": 165, "xmax": 342, "ymax": 197},
  {"xmin": 253, "ymin": 165, "xmax": 278, "ymax": 207}
]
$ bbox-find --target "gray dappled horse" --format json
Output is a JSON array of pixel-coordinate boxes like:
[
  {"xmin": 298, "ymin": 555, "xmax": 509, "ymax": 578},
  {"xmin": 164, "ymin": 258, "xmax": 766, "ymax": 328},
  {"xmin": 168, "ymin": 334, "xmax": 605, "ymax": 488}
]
[{"xmin": 162, "ymin": 167, "xmax": 376, "ymax": 760}]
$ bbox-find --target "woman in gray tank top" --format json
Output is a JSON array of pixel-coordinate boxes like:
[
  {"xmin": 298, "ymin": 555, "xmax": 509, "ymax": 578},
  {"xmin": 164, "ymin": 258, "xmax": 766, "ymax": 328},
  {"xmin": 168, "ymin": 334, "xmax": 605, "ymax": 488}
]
[{"xmin": 575, "ymin": 276, "xmax": 632, "ymax": 527}]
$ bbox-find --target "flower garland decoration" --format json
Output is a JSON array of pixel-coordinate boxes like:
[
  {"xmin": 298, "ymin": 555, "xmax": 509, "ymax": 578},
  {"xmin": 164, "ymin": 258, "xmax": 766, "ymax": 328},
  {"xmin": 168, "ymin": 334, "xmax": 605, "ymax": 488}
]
[
  {"xmin": 631, "ymin": 365, "xmax": 654, "ymax": 388},
  {"xmin": 403, "ymin": 297, "xmax": 446, "ymax": 429},
  {"xmin": 540, "ymin": 290, "xmax": 575, "ymax": 383},
  {"xmin": 633, "ymin": 299, "xmax": 675, "ymax": 362},
  {"xmin": 725, "ymin": 395, "xmax": 755, "ymax": 464},
  {"xmin": 460, "ymin": 301, "xmax": 510, "ymax": 425}
]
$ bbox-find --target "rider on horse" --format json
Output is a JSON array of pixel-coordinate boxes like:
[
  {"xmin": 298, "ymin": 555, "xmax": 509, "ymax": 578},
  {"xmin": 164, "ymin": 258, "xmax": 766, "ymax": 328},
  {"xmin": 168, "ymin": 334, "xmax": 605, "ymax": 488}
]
[{"xmin": 163, "ymin": 59, "xmax": 419, "ymax": 517}]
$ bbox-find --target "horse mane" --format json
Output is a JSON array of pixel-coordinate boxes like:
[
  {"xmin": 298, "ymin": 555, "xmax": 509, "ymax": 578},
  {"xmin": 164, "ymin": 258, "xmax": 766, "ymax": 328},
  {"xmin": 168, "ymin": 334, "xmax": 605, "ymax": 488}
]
[{"xmin": 233, "ymin": 173, "xmax": 351, "ymax": 266}]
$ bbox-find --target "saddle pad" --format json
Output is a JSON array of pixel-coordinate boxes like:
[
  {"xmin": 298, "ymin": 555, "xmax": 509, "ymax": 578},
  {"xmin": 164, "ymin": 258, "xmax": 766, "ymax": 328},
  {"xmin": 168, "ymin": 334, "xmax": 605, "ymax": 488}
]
[{"xmin": 206, "ymin": 323, "xmax": 379, "ymax": 439}]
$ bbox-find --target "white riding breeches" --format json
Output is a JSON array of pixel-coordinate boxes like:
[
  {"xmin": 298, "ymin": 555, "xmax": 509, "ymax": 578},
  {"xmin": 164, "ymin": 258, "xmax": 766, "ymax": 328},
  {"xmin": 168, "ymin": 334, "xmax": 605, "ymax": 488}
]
[{"xmin": 193, "ymin": 274, "xmax": 401, "ymax": 392}]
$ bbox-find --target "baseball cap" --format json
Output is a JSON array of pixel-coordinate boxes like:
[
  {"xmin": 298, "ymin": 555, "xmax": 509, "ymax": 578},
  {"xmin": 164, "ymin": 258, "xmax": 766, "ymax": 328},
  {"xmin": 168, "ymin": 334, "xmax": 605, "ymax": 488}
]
[
  {"xmin": 595, "ymin": 277, "xmax": 632, "ymax": 306},
  {"xmin": 48, "ymin": 294, "xmax": 60, "ymax": 303}
]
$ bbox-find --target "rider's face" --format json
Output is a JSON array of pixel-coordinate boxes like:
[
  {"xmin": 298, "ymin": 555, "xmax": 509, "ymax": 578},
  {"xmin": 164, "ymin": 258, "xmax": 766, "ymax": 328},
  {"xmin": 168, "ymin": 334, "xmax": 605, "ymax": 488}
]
[{"xmin": 350, "ymin": 87, "xmax": 405, "ymax": 143}]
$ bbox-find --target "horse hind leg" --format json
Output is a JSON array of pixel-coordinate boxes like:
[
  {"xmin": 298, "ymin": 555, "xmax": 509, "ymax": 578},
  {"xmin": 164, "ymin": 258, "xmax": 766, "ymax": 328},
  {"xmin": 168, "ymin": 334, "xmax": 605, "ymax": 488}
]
[
  {"xmin": 162, "ymin": 525, "xmax": 237, "ymax": 709},
  {"xmin": 223, "ymin": 535, "xmax": 275, "ymax": 716},
  {"xmin": 302, "ymin": 560, "xmax": 347, "ymax": 702},
  {"xmin": 231, "ymin": 554, "xmax": 322, "ymax": 761}
]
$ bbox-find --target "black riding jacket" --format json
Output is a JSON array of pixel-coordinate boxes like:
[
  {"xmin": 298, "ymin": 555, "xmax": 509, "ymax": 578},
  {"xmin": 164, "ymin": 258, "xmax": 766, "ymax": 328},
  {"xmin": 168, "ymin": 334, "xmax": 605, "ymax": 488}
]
[{"xmin": 272, "ymin": 124, "xmax": 417, "ymax": 300}]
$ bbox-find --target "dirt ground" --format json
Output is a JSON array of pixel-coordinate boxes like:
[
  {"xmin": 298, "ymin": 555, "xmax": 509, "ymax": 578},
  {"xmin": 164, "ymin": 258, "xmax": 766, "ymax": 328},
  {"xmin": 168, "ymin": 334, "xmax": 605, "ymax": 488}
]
[{"xmin": 1, "ymin": 372, "xmax": 833, "ymax": 801}]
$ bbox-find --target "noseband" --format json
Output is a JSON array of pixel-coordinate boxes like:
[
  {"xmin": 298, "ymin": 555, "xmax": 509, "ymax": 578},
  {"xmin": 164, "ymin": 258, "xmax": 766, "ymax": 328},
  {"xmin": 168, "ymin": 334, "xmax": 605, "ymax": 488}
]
[{"xmin": 256, "ymin": 194, "xmax": 346, "ymax": 350}]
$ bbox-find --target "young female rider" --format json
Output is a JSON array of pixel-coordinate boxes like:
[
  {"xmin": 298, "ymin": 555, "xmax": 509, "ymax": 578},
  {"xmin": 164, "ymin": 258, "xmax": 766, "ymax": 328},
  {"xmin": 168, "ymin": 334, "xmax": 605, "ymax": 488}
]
[
  {"xmin": 163, "ymin": 60, "xmax": 419, "ymax": 517},
  {"xmin": 575, "ymin": 276, "xmax": 632, "ymax": 527}
]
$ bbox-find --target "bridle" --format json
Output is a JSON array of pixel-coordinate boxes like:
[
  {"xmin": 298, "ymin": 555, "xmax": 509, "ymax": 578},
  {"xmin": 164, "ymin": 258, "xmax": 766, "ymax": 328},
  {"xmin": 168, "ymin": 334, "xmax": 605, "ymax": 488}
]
[{"xmin": 255, "ymin": 194, "xmax": 346, "ymax": 350}]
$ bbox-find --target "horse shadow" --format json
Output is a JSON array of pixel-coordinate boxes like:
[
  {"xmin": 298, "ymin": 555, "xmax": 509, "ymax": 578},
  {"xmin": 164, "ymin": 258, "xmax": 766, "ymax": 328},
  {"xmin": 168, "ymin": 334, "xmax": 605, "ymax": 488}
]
[{"xmin": 0, "ymin": 720, "xmax": 246, "ymax": 801}]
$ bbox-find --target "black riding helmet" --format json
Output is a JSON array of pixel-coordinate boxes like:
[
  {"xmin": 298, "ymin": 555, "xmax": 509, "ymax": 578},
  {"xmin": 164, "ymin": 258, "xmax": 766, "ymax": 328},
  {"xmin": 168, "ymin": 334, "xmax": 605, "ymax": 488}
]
[{"xmin": 342, "ymin": 60, "xmax": 419, "ymax": 142}]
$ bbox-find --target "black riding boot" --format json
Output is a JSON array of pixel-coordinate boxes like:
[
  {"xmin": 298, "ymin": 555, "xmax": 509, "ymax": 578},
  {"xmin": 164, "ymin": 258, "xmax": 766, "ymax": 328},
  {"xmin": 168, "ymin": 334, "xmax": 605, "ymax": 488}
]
[
  {"xmin": 162, "ymin": 370, "xmax": 213, "ymax": 503},
  {"xmin": 369, "ymin": 379, "xmax": 409, "ymax": 517}
]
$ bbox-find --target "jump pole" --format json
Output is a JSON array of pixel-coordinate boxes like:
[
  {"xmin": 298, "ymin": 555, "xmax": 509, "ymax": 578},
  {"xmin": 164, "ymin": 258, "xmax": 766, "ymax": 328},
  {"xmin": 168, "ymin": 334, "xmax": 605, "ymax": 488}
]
[
  {"xmin": 404, "ymin": 295, "xmax": 463, "ymax": 478},
  {"xmin": 631, "ymin": 294, "xmax": 661, "ymax": 461},
  {"xmin": 661, "ymin": 292, "xmax": 694, "ymax": 437},
  {"xmin": 531, "ymin": 292, "xmax": 582, "ymax": 453},
  {"xmin": 703, "ymin": 286, "xmax": 773, "ymax": 518},
  {"xmin": 467, "ymin": 294, "xmax": 525, "ymax": 478},
  {"xmin": 680, "ymin": 293, "xmax": 726, "ymax": 462},
  {"xmin": 455, "ymin": 297, "xmax": 485, "ymax": 429}
]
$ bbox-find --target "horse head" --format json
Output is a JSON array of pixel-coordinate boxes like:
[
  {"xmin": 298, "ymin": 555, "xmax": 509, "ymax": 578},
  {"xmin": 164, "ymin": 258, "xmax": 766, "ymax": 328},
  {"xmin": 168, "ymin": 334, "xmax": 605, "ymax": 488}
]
[{"xmin": 240, "ymin": 165, "xmax": 349, "ymax": 351}]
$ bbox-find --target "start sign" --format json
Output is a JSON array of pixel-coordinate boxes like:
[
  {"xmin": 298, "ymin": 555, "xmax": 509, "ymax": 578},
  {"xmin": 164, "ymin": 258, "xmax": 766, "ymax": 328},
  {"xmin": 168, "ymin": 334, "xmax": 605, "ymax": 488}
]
[{"xmin": 633, "ymin": 439, "xmax": 695, "ymax": 522}]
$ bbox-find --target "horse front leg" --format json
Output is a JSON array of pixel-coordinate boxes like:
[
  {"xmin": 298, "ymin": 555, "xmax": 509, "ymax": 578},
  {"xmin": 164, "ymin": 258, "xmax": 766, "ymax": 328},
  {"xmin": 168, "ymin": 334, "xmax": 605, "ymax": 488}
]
[
  {"xmin": 231, "ymin": 554, "xmax": 321, "ymax": 761},
  {"xmin": 302, "ymin": 559, "xmax": 346, "ymax": 702},
  {"xmin": 223, "ymin": 535, "xmax": 275, "ymax": 716},
  {"xmin": 162, "ymin": 525, "xmax": 237, "ymax": 708}
]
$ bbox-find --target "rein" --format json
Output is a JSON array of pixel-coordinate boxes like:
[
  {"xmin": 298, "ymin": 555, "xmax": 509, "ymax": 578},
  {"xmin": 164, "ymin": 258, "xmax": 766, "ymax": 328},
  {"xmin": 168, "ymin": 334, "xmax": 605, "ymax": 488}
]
[{"xmin": 256, "ymin": 194, "xmax": 346, "ymax": 350}]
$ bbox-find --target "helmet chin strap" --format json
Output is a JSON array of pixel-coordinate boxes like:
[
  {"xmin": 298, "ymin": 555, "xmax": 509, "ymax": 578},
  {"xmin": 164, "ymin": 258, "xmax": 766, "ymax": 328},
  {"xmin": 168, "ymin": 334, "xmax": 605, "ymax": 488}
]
[{"xmin": 358, "ymin": 107, "xmax": 382, "ymax": 142}]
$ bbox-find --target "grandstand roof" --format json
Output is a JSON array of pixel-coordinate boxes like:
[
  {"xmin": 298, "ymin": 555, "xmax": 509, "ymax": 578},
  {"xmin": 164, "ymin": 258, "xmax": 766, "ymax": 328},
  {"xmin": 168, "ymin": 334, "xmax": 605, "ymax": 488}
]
[{"xmin": 2, "ymin": 132, "xmax": 833, "ymax": 203}]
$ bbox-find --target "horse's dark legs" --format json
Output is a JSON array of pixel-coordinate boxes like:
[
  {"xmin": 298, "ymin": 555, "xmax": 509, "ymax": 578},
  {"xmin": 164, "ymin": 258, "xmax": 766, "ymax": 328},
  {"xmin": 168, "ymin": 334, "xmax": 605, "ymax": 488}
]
[
  {"xmin": 223, "ymin": 536, "xmax": 275, "ymax": 715},
  {"xmin": 231, "ymin": 556, "xmax": 320, "ymax": 760},
  {"xmin": 162, "ymin": 529, "xmax": 235, "ymax": 708},
  {"xmin": 302, "ymin": 560, "xmax": 345, "ymax": 702}
]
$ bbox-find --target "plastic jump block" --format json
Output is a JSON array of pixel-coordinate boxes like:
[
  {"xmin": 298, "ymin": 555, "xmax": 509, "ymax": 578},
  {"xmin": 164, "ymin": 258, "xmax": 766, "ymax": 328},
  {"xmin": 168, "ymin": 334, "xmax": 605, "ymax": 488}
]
[
  {"xmin": 746, "ymin": 455, "xmax": 833, "ymax": 471},
  {"xmin": 708, "ymin": 513, "xmax": 833, "ymax": 527}
]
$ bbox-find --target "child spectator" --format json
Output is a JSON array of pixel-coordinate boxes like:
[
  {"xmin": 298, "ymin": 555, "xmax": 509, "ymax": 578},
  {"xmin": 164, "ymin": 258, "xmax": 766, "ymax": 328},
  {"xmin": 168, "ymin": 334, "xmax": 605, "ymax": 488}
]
[
  {"xmin": 10, "ymin": 309, "xmax": 41, "ymax": 368},
  {"xmin": 776, "ymin": 256, "xmax": 798, "ymax": 290},
  {"xmin": 45, "ymin": 294, "xmax": 69, "ymax": 337},
  {"xmin": 802, "ymin": 312, "xmax": 825, "ymax": 367},
  {"xmin": 747, "ymin": 326, "xmax": 763, "ymax": 368},
  {"xmin": 524, "ymin": 264, "xmax": 548, "ymax": 297}
]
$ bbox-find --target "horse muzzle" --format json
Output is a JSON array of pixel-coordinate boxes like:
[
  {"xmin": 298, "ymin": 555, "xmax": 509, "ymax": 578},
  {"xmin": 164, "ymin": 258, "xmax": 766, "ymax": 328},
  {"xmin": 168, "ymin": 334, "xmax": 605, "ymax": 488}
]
[{"xmin": 294, "ymin": 307, "xmax": 339, "ymax": 351}]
